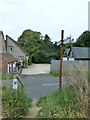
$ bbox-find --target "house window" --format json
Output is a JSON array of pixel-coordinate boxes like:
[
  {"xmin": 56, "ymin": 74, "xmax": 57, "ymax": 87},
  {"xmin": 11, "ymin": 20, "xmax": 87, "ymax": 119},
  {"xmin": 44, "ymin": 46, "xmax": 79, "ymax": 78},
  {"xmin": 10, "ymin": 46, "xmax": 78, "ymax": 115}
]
[{"xmin": 9, "ymin": 47, "xmax": 13, "ymax": 52}]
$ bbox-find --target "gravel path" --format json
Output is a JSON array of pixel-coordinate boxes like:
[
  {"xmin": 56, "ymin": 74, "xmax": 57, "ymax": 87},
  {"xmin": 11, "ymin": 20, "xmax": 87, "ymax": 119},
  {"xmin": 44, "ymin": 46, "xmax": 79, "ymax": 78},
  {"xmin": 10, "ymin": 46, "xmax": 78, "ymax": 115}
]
[{"xmin": 22, "ymin": 64, "xmax": 50, "ymax": 75}]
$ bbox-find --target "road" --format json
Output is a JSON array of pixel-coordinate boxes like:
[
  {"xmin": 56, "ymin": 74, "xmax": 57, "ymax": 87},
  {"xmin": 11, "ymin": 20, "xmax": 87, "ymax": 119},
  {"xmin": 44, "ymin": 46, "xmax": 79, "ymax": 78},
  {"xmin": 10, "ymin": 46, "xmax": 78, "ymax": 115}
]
[
  {"xmin": 21, "ymin": 74, "xmax": 68, "ymax": 100},
  {"xmin": 2, "ymin": 64, "xmax": 69, "ymax": 100}
]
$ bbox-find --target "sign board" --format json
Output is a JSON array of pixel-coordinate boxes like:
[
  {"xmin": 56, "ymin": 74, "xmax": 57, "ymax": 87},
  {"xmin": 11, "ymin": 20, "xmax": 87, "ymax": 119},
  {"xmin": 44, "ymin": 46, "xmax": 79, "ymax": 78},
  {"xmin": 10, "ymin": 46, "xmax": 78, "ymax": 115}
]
[{"xmin": 12, "ymin": 79, "xmax": 18, "ymax": 90}]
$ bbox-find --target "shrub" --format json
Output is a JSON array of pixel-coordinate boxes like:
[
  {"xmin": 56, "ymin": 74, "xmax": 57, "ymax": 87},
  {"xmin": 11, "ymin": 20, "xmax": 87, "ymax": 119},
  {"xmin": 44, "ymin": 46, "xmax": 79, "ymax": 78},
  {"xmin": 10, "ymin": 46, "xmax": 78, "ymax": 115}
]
[{"xmin": 32, "ymin": 50, "xmax": 49, "ymax": 63}]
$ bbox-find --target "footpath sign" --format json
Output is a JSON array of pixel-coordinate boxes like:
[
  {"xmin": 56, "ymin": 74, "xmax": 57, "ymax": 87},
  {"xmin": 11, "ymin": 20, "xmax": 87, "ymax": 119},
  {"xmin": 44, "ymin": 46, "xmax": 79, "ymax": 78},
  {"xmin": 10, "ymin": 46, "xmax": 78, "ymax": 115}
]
[{"xmin": 12, "ymin": 78, "xmax": 18, "ymax": 90}]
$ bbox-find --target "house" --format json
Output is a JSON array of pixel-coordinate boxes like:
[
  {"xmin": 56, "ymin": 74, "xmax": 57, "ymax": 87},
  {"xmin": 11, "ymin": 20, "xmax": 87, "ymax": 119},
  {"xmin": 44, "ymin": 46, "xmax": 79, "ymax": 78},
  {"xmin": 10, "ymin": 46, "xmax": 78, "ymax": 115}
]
[
  {"xmin": 6, "ymin": 35, "xmax": 29, "ymax": 66},
  {"xmin": 0, "ymin": 53, "xmax": 17, "ymax": 74},
  {"xmin": 0, "ymin": 31, "xmax": 18, "ymax": 74},
  {"xmin": 0, "ymin": 31, "xmax": 29, "ymax": 74},
  {"xmin": 64, "ymin": 47, "xmax": 90, "ymax": 61},
  {"xmin": 63, "ymin": 48, "xmax": 70, "ymax": 61}
]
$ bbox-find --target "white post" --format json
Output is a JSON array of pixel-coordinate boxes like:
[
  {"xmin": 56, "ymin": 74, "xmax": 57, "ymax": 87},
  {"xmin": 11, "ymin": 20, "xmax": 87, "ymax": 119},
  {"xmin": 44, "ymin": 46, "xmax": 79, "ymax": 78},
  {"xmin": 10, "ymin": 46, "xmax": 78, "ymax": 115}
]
[{"xmin": 12, "ymin": 75, "xmax": 18, "ymax": 90}]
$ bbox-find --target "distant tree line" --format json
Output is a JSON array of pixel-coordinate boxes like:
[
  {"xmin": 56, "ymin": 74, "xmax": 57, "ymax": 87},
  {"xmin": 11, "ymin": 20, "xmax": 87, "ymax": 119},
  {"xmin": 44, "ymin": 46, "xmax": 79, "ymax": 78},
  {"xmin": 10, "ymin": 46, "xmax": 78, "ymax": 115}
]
[
  {"xmin": 65, "ymin": 31, "xmax": 90, "ymax": 48},
  {"xmin": 17, "ymin": 30, "xmax": 90, "ymax": 64}
]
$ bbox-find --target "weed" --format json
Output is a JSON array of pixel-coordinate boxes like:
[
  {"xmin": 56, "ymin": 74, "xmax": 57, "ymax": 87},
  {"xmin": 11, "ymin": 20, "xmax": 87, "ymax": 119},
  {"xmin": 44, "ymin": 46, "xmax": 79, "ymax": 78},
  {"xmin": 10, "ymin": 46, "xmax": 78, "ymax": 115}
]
[{"xmin": 2, "ymin": 86, "xmax": 32, "ymax": 118}]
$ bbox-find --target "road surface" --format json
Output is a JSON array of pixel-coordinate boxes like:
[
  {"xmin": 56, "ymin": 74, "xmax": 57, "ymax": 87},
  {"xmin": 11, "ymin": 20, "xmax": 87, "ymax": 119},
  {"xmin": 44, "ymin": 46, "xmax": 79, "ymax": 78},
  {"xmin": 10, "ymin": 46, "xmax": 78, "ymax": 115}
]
[
  {"xmin": 22, "ymin": 64, "xmax": 50, "ymax": 75},
  {"xmin": 21, "ymin": 74, "xmax": 68, "ymax": 100}
]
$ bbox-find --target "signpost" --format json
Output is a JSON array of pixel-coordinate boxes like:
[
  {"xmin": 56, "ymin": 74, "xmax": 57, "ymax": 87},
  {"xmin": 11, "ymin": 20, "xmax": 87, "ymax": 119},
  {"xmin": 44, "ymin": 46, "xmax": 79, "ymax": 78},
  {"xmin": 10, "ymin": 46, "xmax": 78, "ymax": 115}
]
[
  {"xmin": 13, "ymin": 77, "xmax": 18, "ymax": 90},
  {"xmin": 59, "ymin": 30, "xmax": 64, "ymax": 90}
]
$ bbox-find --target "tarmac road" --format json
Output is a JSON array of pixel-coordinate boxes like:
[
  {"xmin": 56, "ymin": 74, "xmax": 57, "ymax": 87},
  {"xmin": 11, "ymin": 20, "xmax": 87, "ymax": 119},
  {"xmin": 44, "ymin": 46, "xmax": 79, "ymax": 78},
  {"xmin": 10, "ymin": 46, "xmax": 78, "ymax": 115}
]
[{"xmin": 21, "ymin": 74, "xmax": 68, "ymax": 100}]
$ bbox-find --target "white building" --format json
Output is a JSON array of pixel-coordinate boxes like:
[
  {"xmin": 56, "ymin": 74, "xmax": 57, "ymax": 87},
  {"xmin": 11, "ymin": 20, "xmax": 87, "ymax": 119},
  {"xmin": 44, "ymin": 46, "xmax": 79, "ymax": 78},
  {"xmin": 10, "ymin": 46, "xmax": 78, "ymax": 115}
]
[{"xmin": 88, "ymin": 1, "xmax": 90, "ymax": 30}]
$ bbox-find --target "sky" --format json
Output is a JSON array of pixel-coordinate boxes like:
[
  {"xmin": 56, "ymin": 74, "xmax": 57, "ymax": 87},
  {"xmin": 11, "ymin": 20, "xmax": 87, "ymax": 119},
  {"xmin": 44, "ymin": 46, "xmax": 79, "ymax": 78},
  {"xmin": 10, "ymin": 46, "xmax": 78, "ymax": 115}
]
[{"xmin": 0, "ymin": 0, "xmax": 89, "ymax": 42}]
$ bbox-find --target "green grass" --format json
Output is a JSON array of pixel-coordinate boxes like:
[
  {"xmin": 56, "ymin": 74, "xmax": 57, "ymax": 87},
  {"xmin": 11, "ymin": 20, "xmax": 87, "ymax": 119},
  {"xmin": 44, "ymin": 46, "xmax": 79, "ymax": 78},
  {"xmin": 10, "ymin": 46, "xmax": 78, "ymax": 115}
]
[
  {"xmin": 2, "ymin": 86, "xmax": 32, "ymax": 118},
  {"xmin": 37, "ymin": 86, "xmax": 88, "ymax": 118},
  {"xmin": 49, "ymin": 71, "xmax": 59, "ymax": 77},
  {"xmin": 0, "ymin": 73, "xmax": 13, "ymax": 80},
  {"xmin": 49, "ymin": 70, "xmax": 70, "ymax": 77}
]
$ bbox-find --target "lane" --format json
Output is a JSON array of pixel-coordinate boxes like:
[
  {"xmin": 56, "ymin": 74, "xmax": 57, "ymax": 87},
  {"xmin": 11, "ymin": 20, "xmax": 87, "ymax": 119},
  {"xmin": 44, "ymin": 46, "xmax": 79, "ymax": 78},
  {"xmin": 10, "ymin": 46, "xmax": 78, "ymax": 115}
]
[
  {"xmin": 22, "ymin": 64, "xmax": 50, "ymax": 75},
  {"xmin": 21, "ymin": 74, "xmax": 68, "ymax": 100}
]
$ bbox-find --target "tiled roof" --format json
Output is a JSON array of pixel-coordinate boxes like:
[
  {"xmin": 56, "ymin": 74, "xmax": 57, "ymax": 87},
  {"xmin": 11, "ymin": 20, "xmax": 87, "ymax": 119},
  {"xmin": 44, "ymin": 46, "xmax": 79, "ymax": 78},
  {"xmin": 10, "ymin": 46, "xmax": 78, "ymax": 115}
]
[{"xmin": 71, "ymin": 47, "xmax": 90, "ymax": 59}]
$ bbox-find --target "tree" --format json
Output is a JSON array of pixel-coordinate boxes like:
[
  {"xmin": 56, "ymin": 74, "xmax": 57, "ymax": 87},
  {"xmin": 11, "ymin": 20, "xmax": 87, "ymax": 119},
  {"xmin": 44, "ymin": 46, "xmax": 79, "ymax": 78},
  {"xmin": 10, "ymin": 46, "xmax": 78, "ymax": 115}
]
[
  {"xmin": 43, "ymin": 34, "xmax": 51, "ymax": 44},
  {"xmin": 17, "ymin": 29, "xmax": 60, "ymax": 63},
  {"xmin": 75, "ymin": 31, "xmax": 90, "ymax": 47},
  {"xmin": 17, "ymin": 29, "xmax": 42, "ymax": 55},
  {"xmin": 64, "ymin": 36, "xmax": 74, "ymax": 48}
]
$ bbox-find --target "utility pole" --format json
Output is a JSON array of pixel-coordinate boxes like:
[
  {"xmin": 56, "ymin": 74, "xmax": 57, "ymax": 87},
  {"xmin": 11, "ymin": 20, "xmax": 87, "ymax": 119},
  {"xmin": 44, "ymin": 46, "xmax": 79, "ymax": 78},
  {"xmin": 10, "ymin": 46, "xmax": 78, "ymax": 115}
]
[{"xmin": 59, "ymin": 30, "xmax": 64, "ymax": 90}]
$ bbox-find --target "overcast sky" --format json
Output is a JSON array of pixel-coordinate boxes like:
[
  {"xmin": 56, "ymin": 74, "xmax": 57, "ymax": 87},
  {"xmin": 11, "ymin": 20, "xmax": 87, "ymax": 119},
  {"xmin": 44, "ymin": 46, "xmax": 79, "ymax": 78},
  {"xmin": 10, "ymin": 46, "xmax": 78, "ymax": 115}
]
[{"xmin": 0, "ymin": 0, "xmax": 89, "ymax": 42}]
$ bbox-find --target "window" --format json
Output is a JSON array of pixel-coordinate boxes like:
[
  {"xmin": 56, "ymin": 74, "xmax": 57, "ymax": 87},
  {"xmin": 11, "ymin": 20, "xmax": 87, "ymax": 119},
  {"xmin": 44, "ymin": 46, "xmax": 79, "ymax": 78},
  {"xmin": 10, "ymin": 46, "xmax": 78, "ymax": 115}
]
[{"xmin": 9, "ymin": 46, "xmax": 13, "ymax": 52}]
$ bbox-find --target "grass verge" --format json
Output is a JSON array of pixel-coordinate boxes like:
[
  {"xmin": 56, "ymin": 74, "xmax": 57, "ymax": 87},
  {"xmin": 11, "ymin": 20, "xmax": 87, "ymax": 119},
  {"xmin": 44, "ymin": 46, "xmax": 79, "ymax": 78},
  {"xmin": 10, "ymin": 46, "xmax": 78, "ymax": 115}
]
[
  {"xmin": 0, "ymin": 73, "xmax": 13, "ymax": 80},
  {"xmin": 49, "ymin": 71, "xmax": 59, "ymax": 77},
  {"xmin": 2, "ymin": 86, "xmax": 32, "ymax": 118},
  {"xmin": 38, "ymin": 66, "xmax": 89, "ymax": 118},
  {"xmin": 37, "ymin": 86, "xmax": 87, "ymax": 118},
  {"xmin": 49, "ymin": 70, "xmax": 70, "ymax": 77}
]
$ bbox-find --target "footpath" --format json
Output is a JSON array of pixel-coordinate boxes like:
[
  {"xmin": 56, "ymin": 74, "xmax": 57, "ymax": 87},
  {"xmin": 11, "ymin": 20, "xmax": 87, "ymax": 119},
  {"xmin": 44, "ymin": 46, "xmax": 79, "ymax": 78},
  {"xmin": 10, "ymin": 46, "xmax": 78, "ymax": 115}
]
[{"xmin": 26, "ymin": 100, "xmax": 41, "ymax": 118}]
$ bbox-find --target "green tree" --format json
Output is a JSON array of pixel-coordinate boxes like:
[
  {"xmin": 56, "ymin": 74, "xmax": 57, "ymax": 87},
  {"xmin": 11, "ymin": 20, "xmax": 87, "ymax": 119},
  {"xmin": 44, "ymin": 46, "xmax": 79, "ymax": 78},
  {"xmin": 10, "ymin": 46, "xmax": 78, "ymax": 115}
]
[
  {"xmin": 43, "ymin": 34, "xmax": 51, "ymax": 44},
  {"xmin": 17, "ymin": 29, "xmax": 60, "ymax": 63},
  {"xmin": 18, "ymin": 29, "xmax": 42, "ymax": 55},
  {"xmin": 75, "ymin": 31, "xmax": 90, "ymax": 47}
]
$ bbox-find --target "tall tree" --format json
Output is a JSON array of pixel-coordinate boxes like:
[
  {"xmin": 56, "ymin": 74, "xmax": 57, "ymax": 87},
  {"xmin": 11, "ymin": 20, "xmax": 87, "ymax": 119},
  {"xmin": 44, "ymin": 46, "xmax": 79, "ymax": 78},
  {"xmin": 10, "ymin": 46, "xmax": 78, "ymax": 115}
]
[
  {"xmin": 43, "ymin": 34, "xmax": 51, "ymax": 44},
  {"xmin": 17, "ymin": 29, "xmax": 60, "ymax": 63},
  {"xmin": 75, "ymin": 31, "xmax": 90, "ymax": 47}
]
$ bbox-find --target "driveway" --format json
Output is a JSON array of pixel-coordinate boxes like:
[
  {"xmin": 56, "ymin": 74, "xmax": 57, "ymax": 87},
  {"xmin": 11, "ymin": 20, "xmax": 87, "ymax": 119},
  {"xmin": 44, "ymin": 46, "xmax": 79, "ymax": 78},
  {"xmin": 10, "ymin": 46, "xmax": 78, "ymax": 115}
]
[
  {"xmin": 22, "ymin": 64, "xmax": 50, "ymax": 75},
  {"xmin": 21, "ymin": 74, "xmax": 69, "ymax": 100}
]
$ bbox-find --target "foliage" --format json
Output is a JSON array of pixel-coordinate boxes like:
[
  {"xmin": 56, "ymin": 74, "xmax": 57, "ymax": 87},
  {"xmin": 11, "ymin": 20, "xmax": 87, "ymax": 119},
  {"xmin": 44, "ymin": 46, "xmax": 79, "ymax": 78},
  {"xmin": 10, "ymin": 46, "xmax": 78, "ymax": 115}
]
[
  {"xmin": 32, "ymin": 50, "xmax": 49, "ymax": 63},
  {"xmin": 49, "ymin": 71, "xmax": 59, "ymax": 77},
  {"xmin": 17, "ymin": 29, "xmax": 59, "ymax": 63},
  {"xmin": 2, "ymin": 73, "xmax": 13, "ymax": 80},
  {"xmin": 37, "ymin": 67, "xmax": 88, "ymax": 118},
  {"xmin": 43, "ymin": 34, "xmax": 51, "ymax": 44},
  {"xmin": 37, "ymin": 87, "xmax": 87, "ymax": 118},
  {"xmin": 64, "ymin": 31, "xmax": 90, "ymax": 48},
  {"xmin": 28, "ymin": 56, "xmax": 32, "ymax": 65},
  {"xmin": 2, "ymin": 86, "xmax": 32, "ymax": 118},
  {"xmin": 75, "ymin": 31, "xmax": 90, "ymax": 47},
  {"xmin": 22, "ymin": 59, "xmax": 28, "ymax": 68}
]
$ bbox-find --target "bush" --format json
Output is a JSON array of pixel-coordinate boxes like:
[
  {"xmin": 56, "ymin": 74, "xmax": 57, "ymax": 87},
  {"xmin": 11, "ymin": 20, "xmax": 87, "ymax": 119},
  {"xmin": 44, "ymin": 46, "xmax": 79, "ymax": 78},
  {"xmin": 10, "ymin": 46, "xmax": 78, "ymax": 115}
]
[
  {"xmin": 22, "ymin": 60, "xmax": 28, "ymax": 68},
  {"xmin": 2, "ymin": 86, "xmax": 32, "ymax": 118},
  {"xmin": 32, "ymin": 50, "xmax": 50, "ymax": 63}
]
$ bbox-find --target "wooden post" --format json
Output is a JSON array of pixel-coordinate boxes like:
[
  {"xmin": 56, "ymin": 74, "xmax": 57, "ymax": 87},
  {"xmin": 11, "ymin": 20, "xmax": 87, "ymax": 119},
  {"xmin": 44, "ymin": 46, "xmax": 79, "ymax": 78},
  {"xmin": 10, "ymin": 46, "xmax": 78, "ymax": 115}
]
[{"xmin": 59, "ymin": 30, "xmax": 64, "ymax": 90}]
